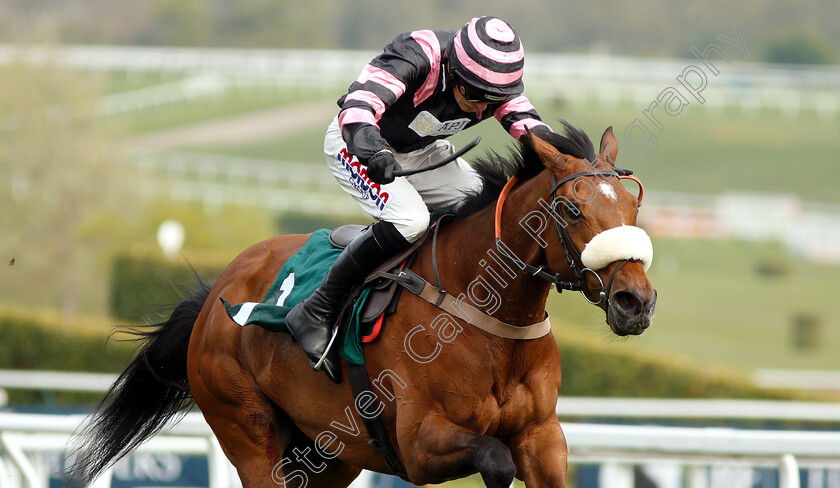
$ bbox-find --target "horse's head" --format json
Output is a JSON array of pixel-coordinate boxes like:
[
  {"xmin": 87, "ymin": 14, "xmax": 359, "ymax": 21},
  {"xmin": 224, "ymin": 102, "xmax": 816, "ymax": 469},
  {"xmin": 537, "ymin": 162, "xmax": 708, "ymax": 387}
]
[{"xmin": 527, "ymin": 127, "xmax": 657, "ymax": 336}]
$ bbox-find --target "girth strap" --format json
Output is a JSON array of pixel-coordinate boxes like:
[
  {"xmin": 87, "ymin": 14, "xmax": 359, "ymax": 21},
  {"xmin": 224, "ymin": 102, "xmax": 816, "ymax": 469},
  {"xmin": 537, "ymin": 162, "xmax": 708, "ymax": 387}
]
[
  {"xmin": 345, "ymin": 363, "xmax": 410, "ymax": 481},
  {"xmin": 336, "ymin": 281, "xmax": 410, "ymax": 481}
]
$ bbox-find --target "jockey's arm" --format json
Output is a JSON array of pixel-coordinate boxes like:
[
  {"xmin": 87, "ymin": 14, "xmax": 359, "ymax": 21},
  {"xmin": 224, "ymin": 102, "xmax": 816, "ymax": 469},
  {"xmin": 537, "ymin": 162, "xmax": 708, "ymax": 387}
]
[
  {"xmin": 337, "ymin": 33, "xmax": 430, "ymax": 164},
  {"xmin": 493, "ymin": 95, "xmax": 553, "ymax": 141}
]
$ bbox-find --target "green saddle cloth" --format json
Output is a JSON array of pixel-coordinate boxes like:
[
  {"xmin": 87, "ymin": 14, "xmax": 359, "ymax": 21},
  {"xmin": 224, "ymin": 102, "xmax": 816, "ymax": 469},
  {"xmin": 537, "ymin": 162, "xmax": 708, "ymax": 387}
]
[{"xmin": 220, "ymin": 229, "xmax": 370, "ymax": 365}]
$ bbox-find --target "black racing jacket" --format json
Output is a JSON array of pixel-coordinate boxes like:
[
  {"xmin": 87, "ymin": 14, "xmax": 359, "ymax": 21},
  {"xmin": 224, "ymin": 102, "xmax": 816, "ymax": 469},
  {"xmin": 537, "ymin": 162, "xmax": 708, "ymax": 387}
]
[{"xmin": 337, "ymin": 29, "xmax": 550, "ymax": 164}]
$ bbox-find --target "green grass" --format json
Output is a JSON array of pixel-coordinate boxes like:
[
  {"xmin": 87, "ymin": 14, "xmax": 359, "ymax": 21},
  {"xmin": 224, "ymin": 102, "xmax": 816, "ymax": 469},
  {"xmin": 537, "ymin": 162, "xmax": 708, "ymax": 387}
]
[
  {"xmin": 93, "ymin": 71, "xmax": 339, "ymax": 134},
  {"xmin": 187, "ymin": 125, "xmax": 329, "ymax": 162},
  {"xmin": 97, "ymin": 72, "xmax": 187, "ymax": 94},
  {"xmin": 124, "ymin": 89, "xmax": 322, "ymax": 134}
]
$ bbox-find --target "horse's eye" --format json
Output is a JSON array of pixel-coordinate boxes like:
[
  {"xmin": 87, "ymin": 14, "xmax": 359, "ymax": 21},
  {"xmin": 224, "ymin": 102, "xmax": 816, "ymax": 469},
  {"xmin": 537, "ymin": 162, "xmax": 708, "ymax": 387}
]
[{"xmin": 563, "ymin": 202, "xmax": 582, "ymax": 221}]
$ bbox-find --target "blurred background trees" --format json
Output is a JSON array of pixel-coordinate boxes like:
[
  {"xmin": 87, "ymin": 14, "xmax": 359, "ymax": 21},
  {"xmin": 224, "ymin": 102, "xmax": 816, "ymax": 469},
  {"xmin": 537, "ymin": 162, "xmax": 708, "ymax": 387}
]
[
  {"xmin": 0, "ymin": 61, "xmax": 127, "ymax": 316},
  {"xmin": 0, "ymin": 0, "xmax": 838, "ymax": 64},
  {"xmin": 763, "ymin": 27, "xmax": 838, "ymax": 65}
]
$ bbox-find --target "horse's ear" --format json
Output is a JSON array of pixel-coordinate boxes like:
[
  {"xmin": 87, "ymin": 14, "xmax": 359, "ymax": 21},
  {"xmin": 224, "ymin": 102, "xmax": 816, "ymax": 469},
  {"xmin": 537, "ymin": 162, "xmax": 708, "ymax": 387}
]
[
  {"xmin": 527, "ymin": 131, "xmax": 574, "ymax": 170},
  {"xmin": 599, "ymin": 126, "xmax": 618, "ymax": 166}
]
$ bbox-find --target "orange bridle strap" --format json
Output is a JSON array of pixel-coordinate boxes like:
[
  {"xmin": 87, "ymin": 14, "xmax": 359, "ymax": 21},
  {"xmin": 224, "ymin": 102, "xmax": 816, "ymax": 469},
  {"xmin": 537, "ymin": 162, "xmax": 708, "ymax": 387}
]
[
  {"xmin": 494, "ymin": 175, "xmax": 519, "ymax": 240},
  {"xmin": 619, "ymin": 174, "xmax": 644, "ymax": 204}
]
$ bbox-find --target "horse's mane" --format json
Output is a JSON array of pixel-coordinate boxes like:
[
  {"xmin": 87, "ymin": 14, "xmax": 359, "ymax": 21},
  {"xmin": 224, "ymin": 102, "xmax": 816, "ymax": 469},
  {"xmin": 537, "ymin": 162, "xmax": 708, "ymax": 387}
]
[{"xmin": 452, "ymin": 121, "xmax": 596, "ymax": 221}]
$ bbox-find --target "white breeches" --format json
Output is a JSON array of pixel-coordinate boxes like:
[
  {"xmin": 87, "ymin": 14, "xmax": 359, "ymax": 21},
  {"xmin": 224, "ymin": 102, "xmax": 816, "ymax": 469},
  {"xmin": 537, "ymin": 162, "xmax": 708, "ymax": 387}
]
[{"xmin": 324, "ymin": 116, "xmax": 482, "ymax": 242}]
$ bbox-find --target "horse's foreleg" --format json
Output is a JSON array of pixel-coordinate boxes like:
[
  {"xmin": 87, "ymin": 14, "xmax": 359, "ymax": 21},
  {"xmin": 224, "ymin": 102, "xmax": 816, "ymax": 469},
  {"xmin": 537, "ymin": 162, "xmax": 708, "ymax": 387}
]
[
  {"xmin": 401, "ymin": 414, "xmax": 516, "ymax": 488},
  {"xmin": 509, "ymin": 418, "xmax": 568, "ymax": 488}
]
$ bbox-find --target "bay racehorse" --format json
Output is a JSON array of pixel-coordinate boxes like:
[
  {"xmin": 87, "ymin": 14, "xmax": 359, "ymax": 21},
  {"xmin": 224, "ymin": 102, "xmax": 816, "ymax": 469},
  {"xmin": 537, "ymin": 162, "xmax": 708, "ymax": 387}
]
[{"xmin": 68, "ymin": 124, "xmax": 656, "ymax": 487}]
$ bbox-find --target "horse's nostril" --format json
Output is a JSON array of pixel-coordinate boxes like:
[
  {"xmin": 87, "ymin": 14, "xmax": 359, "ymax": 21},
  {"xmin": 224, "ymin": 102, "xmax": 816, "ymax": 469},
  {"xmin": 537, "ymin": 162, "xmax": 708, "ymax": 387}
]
[{"xmin": 613, "ymin": 290, "xmax": 642, "ymax": 315}]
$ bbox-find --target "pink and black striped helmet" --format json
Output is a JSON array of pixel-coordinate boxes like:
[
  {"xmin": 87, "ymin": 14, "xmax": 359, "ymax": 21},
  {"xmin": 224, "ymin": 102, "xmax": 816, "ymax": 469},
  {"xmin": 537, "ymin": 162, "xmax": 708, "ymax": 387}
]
[{"xmin": 448, "ymin": 16, "xmax": 525, "ymax": 102}]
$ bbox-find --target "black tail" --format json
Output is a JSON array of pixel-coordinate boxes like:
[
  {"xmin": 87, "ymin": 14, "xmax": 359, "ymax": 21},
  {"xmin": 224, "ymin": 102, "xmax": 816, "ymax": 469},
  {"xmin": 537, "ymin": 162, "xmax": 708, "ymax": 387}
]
[{"xmin": 66, "ymin": 276, "xmax": 213, "ymax": 486}]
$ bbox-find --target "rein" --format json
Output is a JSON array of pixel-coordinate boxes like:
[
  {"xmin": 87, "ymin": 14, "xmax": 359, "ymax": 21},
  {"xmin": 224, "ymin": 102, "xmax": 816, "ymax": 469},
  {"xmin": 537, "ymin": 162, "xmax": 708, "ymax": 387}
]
[{"xmin": 494, "ymin": 168, "xmax": 644, "ymax": 307}]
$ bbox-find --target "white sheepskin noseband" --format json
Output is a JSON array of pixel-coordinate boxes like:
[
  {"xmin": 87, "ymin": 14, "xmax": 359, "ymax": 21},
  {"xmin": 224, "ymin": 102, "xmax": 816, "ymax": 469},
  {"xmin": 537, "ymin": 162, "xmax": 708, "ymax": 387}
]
[{"xmin": 580, "ymin": 225, "xmax": 653, "ymax": 271}]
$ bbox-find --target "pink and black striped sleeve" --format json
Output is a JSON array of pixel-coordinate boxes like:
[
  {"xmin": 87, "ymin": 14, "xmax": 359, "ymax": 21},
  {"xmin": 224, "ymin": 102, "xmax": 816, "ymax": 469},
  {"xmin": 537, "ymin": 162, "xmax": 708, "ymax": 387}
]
[
  {"xmin": 338, "ymin": 31, "xmax": 438, "ymax": 163},
  {"xmin": 493, "ymin": 96, "xmax": 552, "ymax": 141}
]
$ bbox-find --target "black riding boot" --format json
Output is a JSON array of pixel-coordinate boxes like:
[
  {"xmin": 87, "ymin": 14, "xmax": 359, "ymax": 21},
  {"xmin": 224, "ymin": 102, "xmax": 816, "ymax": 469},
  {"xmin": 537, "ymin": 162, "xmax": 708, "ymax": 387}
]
[{"xmin": 285, "ymin": 222, "xmax": 410, "ymax": 383}]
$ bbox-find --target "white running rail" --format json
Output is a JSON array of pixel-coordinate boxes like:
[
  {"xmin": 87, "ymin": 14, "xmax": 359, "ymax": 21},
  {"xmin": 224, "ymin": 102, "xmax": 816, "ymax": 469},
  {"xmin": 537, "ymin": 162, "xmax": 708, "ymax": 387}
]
[
  {"xmin": 3, "ymin": 371, "xmax": 840, "ymax": 488},
  {"xmin": 2, "ymin": 412, "xmax": 840, "ymax": 488}
]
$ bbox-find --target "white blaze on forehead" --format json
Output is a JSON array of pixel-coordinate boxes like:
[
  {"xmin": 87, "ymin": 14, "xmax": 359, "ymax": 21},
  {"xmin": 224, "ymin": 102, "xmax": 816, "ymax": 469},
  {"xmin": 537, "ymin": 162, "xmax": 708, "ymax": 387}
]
[
  {"xmin": 599, "ymin": 182, "xmax": 617, "ymax": 201},
  {"xmin": 581, "ymin": 225, "xmax": 653, "ymax": 271}
]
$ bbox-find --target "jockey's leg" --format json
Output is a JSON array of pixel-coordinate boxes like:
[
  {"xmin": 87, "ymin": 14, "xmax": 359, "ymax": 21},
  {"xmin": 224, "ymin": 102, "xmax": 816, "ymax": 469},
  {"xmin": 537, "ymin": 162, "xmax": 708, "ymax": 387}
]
[
  {"xmin": 285, "ymin": 221, "xmax": 411, "ymax": 383},
  {"xmin": 287, "ymin": 118, "xmax": 431, "ymax": 383},
  {"xmin": 397, "ymin": 139, "xmax": 483, "ymax": 210},
  {"xmin": 321, "ymin": 115, "xmax": 430, "ymax": 243}
]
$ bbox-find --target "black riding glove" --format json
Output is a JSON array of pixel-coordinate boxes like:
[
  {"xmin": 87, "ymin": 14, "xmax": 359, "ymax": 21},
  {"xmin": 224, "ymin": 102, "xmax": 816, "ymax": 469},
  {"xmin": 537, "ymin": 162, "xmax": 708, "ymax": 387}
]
[{"xmin": 366, "ymin": 150, "xmax": 401, "ymax": 185}]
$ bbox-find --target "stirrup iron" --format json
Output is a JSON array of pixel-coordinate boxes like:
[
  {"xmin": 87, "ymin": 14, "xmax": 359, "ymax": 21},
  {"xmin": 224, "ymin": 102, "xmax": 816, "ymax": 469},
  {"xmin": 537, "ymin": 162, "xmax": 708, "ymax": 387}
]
[{"xmin": 313, "ymin": 325, "xmax": 340, "ymax": 371}]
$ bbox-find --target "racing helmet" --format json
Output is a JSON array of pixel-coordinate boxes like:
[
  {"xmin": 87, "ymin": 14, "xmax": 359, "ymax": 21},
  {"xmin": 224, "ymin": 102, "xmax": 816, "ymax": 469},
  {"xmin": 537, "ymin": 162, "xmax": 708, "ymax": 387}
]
[{"xmin": 447, "ymin": 16, "xmax": 525, "ymax": 103}]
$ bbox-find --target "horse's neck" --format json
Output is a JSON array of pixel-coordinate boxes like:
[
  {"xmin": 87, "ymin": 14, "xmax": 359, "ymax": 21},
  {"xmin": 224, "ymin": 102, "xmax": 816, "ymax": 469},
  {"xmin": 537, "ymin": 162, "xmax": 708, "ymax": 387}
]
[{"xmin": 433, "ymin": 175, "xmax": 552, "ymax": 326}]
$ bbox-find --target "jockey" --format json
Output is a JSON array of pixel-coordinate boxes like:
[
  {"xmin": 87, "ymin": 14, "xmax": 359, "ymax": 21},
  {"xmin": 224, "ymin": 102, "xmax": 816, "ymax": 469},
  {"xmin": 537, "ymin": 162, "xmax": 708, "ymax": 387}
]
[{"xmin": 286, "ymin": 16, "xmax": 553, "ymax": 382}]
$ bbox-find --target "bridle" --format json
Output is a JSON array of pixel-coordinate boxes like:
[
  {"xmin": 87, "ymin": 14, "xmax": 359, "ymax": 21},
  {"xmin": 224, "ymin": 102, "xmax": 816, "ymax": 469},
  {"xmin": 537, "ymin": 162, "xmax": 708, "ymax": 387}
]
[{"xmin": 494, "ymin": 166, "xmax": 644, "ymax": 307}]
